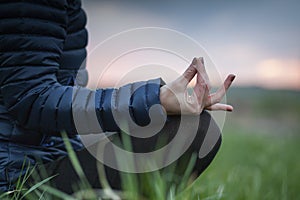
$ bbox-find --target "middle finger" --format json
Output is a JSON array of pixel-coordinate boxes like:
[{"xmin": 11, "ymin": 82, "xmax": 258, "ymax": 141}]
[{"xmin": 196, "ymin": 57, "xmax": 211, "ymax": 90}]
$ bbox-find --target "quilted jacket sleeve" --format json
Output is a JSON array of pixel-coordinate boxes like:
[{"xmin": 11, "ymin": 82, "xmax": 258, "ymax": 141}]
[{"xmin": 0, "ymin": 1, "xmax": 165, "ymax": 136}]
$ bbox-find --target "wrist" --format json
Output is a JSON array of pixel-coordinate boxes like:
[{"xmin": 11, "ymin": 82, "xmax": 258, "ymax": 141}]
[{"xmin": 160, "ymin": 85, "xmax": 169, "ymax": 114}]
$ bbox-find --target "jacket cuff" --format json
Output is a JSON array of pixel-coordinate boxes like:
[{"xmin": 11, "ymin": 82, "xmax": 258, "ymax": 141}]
[
  {"xmin": 131, "ymin": 78, "xmax": 166, "ymax": 127},
  {"xmin": 95, "ymin": 78, "xmax": 166, "ymax": 132}
]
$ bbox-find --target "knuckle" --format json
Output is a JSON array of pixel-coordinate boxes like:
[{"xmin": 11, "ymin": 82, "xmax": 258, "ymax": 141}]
[
  {"xmin": 215, "ymin": 97, "xmax": 221, "ymax": 103},
  {"xmin": 199, "ymin": 83, "xmax": 210, "ymax": 92},
  {"xmin": 199, "ymin": 82, "xmax": 206, "ymax": 88}
]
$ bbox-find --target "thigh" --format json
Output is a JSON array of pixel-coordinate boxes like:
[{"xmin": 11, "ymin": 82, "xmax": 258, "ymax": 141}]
[{"xmin": 126, "ymin": 110, "xmax": 221, "ymax": 159}]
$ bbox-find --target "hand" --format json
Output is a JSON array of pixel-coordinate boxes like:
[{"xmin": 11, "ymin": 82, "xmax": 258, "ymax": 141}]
[{"xmin": 160, "ymin": 57, "xmax": 235, "ymax": 115}]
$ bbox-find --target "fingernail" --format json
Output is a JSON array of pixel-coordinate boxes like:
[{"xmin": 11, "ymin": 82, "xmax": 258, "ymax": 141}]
[
  {"xmin": 230, "ymin": 75, "xmax": 236, "ymax": 81},
  {"xmin": 200, "ymin": 57, "xmax": 204, "ymax": 64},
  {"xmin": 227, "ymin": 107, "xmax": 233, "ymax": 112},
  {"xmin": 192, "ymin": 58, "xmax": 197, "ymax": 65}
]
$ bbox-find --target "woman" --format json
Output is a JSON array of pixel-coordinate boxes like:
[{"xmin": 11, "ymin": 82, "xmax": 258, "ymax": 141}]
[{"xmin": 0, "ymin": 0, "xmax": 235, "ymax": 194}]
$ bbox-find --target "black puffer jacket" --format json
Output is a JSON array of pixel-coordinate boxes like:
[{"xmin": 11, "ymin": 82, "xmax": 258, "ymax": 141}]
[{"xmin": 0, "ymin": 0, "xmax": 164, "ymax": 191}]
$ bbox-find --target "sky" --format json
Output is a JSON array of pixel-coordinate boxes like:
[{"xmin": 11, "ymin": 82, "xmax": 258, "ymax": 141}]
[{"xmin": 82, "ymin": 0, "xmax": 300, "ymax": 90}]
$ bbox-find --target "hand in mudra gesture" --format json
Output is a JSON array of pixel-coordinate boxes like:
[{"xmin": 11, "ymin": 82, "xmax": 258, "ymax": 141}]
[{"xmin": 160, "ymin": 57, "xmax": 235, "ymax": 115}]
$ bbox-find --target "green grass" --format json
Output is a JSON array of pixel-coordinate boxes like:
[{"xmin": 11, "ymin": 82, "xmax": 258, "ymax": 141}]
[
  {"xmin": 3, "ymin": 131, "xmax": 299, "ymax": 199},
  {"xmin": 185, "ymin": 129, "xmax": 300, "ymax": 200}
]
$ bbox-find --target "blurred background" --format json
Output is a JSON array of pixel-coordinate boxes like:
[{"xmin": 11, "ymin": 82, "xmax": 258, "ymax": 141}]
[{"xmin": 82, "ymin": 0, "xmax": 299, "ymax": 199}]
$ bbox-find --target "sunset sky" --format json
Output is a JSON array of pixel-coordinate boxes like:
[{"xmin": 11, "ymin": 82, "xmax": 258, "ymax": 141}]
[{"xmin": 82, "ymin": 0, "xmax": 300, "ymax": 90}]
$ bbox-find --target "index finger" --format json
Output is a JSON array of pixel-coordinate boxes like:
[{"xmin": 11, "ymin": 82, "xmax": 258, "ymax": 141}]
[{"xmin": 179, "ymin": 57, "xmax": 198, "ymax": 86}]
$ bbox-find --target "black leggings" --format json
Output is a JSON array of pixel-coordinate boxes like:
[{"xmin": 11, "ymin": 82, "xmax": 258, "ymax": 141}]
[{"xmin": 30, "ymin": 111, "xmax": 222, "ymax": 194}]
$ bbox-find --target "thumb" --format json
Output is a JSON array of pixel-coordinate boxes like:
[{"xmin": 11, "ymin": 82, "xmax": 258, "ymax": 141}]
[{"xmin": 180, "ymin": 58, "xmax": 197, "ymax": 86}]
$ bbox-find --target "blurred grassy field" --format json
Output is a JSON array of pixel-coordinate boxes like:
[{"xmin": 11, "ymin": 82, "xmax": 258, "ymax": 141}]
[{"xmin": 183, "ymin": 87, "xmax": 300, "ymax": 200}]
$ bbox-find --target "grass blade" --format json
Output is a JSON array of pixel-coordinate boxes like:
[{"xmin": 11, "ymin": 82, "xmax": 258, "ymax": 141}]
[{"xmin": 21, "ymin": 174, "xmax": 57, "ymax": 199}]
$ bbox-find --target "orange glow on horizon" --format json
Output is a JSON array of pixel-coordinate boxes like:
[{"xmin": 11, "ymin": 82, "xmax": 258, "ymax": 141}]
[{"xmin": 255, "ymin": 59, "xmax": 300, "ymax": 90}]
